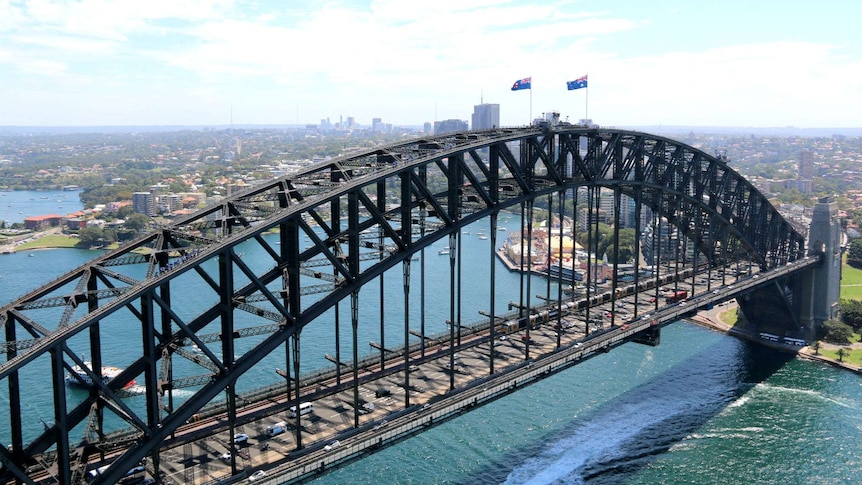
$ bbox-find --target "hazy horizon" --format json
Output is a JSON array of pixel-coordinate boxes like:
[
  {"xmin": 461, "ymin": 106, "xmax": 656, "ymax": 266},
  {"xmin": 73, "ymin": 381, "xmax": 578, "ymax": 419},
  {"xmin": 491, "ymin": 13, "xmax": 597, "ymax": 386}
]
[{"xmin": 2, "ymin": 124, "xmax": 860, "ymax": 138}]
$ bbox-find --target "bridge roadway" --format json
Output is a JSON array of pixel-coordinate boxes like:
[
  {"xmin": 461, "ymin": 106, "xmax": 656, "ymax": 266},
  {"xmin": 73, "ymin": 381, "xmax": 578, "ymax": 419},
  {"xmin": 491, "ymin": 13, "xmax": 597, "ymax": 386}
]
[{"xmin": 68, "ymin": 259, "xmax": 816, "ymax": 484}]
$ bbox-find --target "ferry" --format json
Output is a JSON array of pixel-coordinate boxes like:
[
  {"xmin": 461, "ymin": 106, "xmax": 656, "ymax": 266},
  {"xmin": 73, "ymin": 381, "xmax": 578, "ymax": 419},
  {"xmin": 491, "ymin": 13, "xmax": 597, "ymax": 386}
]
[{"xmin": 66, "ymin": 362, "xmax": 135, "ymax": 389}]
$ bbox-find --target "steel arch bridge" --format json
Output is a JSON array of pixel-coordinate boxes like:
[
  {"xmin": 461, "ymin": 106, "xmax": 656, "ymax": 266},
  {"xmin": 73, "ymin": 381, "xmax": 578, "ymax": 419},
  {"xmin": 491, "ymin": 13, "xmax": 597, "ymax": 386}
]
[{"xmin": 0, "ymin": 126, "xmax": 807, "ymax": 484}]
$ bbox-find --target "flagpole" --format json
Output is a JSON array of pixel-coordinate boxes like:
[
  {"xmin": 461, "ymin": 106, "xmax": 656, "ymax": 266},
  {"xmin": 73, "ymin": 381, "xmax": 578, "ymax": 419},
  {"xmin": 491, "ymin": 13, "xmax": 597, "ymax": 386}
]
[
  {"xmin": 585, "ymin": 73, "xmax": 589, "ymax": 121},
  {"xmin": 529, "ymin": 76, "xmax": 533, "ymax": 124}
]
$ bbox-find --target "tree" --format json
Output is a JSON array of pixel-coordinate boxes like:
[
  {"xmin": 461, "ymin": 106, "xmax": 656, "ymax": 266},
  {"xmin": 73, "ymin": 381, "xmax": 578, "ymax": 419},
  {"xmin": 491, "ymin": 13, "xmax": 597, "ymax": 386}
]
[
  {"xmin": 116, "ymin": 205, "xmax": 134, "ymax": 219},
  {"xmin": 811, "ymin": 340, "xmax": 821, "ymax": 355},
  {"xmin": 823, "ymin": 319, "xmax": 854, "ymax": 345},
  {"xmin": 124, "ymin": 213, "xmax": 151, "ymax": 231},
  {"xmin": 837, "ymin": 347, "xmax": 852, "ymax": 363},
  {"xmin": 848, "ymin": 239, "xmax": 862, "ymax": 268},
  {"xmin": 840, "ymin": 299, "xmax": 862, "ymax": 329},
  {"xmin": 77, "ymin": 226, "xmax": 104, "ymax": 248}
]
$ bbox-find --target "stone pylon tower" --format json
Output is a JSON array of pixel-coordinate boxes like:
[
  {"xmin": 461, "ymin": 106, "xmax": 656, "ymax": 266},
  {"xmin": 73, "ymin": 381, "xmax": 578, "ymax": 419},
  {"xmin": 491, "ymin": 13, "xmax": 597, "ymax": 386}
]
[{"xmin": 798, "ymin": 196, "xmax": 843, "ymax": 337}]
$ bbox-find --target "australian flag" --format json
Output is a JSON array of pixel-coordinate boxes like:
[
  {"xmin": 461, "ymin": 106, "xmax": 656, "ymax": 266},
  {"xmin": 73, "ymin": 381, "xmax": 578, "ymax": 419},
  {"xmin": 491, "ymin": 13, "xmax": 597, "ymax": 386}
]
[
  {"xmin": 567, "ymin": 75, "xmax": 588, "ymax": 90},
  {"xmin": 511, "ymin": 77, "xmax": 531, "ymax": 91}
]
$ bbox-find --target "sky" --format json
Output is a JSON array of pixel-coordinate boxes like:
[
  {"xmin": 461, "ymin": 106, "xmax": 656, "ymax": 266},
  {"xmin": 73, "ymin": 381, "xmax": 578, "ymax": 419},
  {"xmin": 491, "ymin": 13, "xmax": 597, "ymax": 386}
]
[{"xmin": 0, "ymin": 0, "xmax": 860, "ymax": 129}]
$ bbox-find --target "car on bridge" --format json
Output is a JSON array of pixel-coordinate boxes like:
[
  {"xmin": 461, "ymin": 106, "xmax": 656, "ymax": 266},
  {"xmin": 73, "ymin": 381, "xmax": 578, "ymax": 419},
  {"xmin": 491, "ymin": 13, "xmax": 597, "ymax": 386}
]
[
  {"xmin": 375, "ymin": 388, "xmax": 392, "ymax": 398},
  {"xmin": 234, "ymin": 433, "xmax": 249, "ymax": 444},
  {"xmin": 248, "ymin": 470, "xmax": 266, "ymax": 482}
]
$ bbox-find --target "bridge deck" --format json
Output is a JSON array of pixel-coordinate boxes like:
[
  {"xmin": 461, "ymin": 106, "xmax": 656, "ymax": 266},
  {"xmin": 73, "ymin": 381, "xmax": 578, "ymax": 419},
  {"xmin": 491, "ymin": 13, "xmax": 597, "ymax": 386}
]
[{"xmin": 124, "ymin": 261, "xmax": 817, "ymax": 484}]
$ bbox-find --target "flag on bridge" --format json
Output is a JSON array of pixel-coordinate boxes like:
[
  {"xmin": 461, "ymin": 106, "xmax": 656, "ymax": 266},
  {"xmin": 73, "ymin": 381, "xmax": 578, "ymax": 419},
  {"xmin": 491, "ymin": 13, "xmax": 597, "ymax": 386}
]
[
  {"xmin": 567, "ymin": 75, "xmax": 588, "ymax": 90},
  {"xmin": 511, "ymin": 77, "xmax": 531, "ymax": 91}
]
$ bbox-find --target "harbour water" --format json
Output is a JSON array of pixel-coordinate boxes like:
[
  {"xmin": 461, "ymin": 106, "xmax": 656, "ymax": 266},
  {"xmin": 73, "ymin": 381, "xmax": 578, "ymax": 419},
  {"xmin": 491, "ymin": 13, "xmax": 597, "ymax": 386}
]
[
  {"xmin": 314, "ymin": 326, "xmax": 862, "ymax": 484},
  {"xmin": 2, "ymin": 193, "xmax": 862, "ymax": 484},
  {"xmin": 0, "ymin": 189, "xmax": 84, "ymax": 225}
]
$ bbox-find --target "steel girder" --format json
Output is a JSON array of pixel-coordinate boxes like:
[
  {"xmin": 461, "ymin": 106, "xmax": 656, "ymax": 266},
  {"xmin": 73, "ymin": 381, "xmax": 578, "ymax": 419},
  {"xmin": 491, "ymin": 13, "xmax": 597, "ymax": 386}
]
[{"xmin": 0, "ymin": 127, "xmax": 805, "ymax": 484}]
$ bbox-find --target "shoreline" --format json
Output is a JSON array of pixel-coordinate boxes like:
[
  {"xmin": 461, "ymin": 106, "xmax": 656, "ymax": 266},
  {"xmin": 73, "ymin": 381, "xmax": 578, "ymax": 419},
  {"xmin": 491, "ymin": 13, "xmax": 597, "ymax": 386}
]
[
  {"xmin": 679, "ymin": 296, "xmax": 861, "ymax": 375},
  {"xmin": 495, "ymin": 246, "xmax": 861, "ymax": 376},
  {"xmin": 0, "ymin": 229, "xmax": 80, "ymax": 254}
]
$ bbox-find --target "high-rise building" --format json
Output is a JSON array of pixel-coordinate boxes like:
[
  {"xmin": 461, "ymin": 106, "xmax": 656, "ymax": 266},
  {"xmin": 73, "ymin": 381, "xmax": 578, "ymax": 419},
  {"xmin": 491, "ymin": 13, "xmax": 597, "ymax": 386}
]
[
  {"xmin": 471, "ymin": 103, "xmax": 500, "ymax": 130},
  {"xmin": 434, "ymin": 119, "xmax": 468, "ymax": 134},
  {"xmin": 798, "ymin": 150, "xmax": 814, "ymax": 180},
  {"xmin": 370, "ymin": 118, "xmax": 392, "ymax": 133},
  {"xmin": 132, "ymin": 192, "xmax": 156, "ymax": 216}
]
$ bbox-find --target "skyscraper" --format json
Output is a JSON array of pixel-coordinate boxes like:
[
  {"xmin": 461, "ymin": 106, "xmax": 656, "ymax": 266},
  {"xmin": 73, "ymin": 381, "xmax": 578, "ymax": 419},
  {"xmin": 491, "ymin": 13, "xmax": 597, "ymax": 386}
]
[
  {"xmin": 798, "ymin": 150, "xmax": 814, "ymax": 180},
  {"xmin": 471, "ymin": 103, "xmax": 500, "ymax": 130}
]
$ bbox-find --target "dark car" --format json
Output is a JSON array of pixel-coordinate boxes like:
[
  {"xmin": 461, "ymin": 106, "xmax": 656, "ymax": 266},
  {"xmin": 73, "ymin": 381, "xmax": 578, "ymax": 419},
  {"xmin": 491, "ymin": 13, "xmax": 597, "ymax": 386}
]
[{"xmin": 375, "ymin": 388, "xmax": 391, "ymax": 398}]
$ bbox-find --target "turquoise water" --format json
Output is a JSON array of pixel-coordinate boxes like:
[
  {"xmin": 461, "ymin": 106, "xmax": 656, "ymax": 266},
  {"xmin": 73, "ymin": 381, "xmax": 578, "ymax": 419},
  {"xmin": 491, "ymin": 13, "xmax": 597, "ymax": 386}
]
[
  {"xmin": 314, "ymin": 326, "xmax": 862, "ymax": 484},
  {"xmin": 2, "ymin": 209, "xmax": 862, "ymax": 484}
]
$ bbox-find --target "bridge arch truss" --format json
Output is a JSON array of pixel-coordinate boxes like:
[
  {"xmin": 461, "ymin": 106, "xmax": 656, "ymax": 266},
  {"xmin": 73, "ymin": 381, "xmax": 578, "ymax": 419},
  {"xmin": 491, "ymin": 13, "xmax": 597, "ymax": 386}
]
[{"xmin": 0, "ymin": 127, "xmax": 806, "ymax": 483}]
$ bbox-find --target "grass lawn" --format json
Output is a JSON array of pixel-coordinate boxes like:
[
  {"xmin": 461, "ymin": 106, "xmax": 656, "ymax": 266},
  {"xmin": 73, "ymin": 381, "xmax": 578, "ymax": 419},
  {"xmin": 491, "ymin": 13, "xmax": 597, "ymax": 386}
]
[
  {"xmin": 16, "ymin": 235, "xmax": 81, "ymax": 250},
  {"xmin": 718, "ymin": 307, "xmax": 739, "ymax": 326},
  {"xmin": 841, "ymin": 261, "xmax": 862, "ymax": 301},
  {"xmin": 819, "ymin": 347, "xmax": 862, "ymax": 367}
]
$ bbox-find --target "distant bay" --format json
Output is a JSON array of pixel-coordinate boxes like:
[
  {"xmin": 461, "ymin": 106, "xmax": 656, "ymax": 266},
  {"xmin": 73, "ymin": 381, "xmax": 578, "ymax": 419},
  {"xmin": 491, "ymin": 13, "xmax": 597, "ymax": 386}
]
[{"xmin": 0, "ymin": 189, "xmax": 84, "ymax": 225}]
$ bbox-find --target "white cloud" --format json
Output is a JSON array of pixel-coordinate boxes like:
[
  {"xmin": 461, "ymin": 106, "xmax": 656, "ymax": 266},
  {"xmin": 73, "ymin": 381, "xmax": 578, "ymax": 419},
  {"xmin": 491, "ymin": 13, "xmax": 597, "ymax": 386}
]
[
  {"xmin": 0, "ymin": 0, "xmax": 858, "ymax": 126},
  {"xmin": 584, "ymin": 41, "xmax": 862, "ymax": 127}
]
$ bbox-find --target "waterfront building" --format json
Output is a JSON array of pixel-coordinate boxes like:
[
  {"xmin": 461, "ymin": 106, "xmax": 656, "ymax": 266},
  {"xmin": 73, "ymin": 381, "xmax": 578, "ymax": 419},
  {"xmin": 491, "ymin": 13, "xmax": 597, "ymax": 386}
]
[{"xmin": 23, "ymin": 214, "xmax": 63, "ymax": 231}]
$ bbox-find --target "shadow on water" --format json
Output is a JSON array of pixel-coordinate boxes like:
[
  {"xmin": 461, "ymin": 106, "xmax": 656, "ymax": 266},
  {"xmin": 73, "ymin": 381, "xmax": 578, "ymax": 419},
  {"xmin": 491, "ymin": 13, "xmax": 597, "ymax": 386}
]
[{"xmin": 456, "ymin": 334, "xmax": 795, "ymax": 485}]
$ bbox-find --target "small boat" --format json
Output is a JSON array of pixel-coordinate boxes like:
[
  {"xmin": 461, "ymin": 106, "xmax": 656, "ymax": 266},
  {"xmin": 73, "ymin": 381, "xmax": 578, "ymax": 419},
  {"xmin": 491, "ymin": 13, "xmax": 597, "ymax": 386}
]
[
  {"xmin": 478, "ymin": 235, "xmax": 488, "ymax": 240},
  {"xmin": 438, "ymin": 249, "xmax": 450, "ymax": 255},
  {"xmin": 66, "ymin": 362, "xmax": 135, "ymax": 389}
]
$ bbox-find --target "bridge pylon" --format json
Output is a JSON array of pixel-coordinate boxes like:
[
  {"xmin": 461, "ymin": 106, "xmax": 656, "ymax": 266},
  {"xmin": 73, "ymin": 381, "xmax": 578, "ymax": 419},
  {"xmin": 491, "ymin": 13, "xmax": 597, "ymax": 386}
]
[{"xmin": 797, "ymin": 196, "xmax": 843, "ymax": 339}]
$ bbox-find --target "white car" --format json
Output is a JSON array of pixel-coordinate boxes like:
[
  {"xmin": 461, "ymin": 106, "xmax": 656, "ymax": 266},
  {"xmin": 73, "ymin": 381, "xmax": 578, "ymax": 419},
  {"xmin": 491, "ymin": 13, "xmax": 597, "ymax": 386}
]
[
  {"xmin": 248, "ymin": 470, "xmax": 267, "ymax": 482},
  {"xmin": 220, "ymin": 452, "xmax": 231, "ymax": 461},
  {"xmin": 234, "ymin": 433, "xmax": 249, "ymax": 444},
  {"xmin": 324, "ymin": 440, "xmax": 341, "ymax": 451}
]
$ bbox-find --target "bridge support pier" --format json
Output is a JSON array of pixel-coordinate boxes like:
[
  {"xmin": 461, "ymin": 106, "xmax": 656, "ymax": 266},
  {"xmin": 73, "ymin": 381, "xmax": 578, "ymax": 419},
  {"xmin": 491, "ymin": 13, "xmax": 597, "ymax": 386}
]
[
  {"xmin": 797, "ymin": 196, "xmax": 843, "ymax": 340},
  {"xmin": 632, "ymin": 325, "xmax": 660, "ymax": 347}
]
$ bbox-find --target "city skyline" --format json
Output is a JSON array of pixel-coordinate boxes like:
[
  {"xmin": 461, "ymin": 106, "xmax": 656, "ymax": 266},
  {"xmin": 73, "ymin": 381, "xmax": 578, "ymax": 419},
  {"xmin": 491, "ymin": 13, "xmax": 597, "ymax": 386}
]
[{"xmin": 0, "ymin": 0, "xmax": 860, "ymax": 128}]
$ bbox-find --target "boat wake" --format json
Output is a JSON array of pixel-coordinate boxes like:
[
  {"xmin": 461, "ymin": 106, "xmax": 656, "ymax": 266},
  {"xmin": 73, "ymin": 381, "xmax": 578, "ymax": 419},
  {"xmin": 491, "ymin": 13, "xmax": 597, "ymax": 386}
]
[
  {"xmin": 503, "ymin": 394, "xmax": 698, "ymax": 485},
  {"xmin": 503, "ymin": 342, "xmax": 744, "ymax": 484}
]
